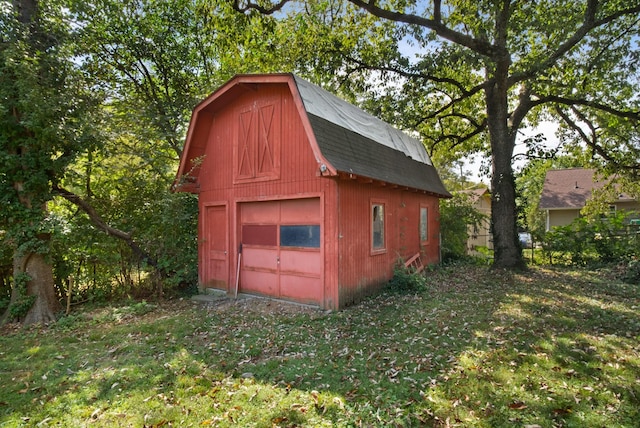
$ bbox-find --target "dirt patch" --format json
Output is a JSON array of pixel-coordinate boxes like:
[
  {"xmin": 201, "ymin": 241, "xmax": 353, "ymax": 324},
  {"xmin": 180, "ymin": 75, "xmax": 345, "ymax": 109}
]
[{"xmin": 205, "ymin": 295, "xmax": 325, "ymax": 318}]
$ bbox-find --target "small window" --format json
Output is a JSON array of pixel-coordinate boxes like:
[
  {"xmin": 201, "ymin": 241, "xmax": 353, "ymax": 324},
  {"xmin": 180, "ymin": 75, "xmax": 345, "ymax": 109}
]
[
  {"xmin": 280, "ymin": 225, "xmax": 320, "ymax": 248},
  {"xmin": 420, "ymin": 207, "xmax": 428, "ymax": 242},
  {"xmin": 372, "ymin": 203, "xmax": 385, "ymax": 250}
]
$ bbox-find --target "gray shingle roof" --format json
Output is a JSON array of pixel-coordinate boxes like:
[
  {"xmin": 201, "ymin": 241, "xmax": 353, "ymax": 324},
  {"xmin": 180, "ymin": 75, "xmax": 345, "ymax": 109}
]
[
  {"xmin": 294, "ymin": 76, "xmax": 431, "ymax": 165},
  {"xmin": 293, "ymin": 76, "xmax": 450, "ymax": 197},
  {"xmin": 307, "ymin": 114, "xmax": 450, "ymax": 196}
]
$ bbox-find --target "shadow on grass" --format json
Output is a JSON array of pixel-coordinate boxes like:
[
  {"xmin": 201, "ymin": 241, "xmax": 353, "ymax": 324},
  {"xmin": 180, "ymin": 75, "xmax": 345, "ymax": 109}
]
[
  {"xmin": 410, "ymin": 267, "xmax": 640, "ymax": 427},
  {"xmin": 0, "ymin": 266, "xmax": 638, "ymax": 427}
]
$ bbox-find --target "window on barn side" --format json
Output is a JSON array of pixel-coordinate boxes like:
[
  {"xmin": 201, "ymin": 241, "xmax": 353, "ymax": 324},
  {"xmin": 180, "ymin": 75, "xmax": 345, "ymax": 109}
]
[
  {"xmin": 372, "ymin": 203, "xmax": 385, "ymax": 252},
  {"xmin": 420, "ymin": 206, "xmax": 428, "ymax": 243}
]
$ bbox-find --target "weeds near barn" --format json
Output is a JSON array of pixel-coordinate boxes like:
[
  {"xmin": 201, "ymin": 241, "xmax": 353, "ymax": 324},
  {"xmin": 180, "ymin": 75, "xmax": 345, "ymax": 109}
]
[{"xmin": 1, "ymin": 265, "xmax": 639, "ymax": 427}]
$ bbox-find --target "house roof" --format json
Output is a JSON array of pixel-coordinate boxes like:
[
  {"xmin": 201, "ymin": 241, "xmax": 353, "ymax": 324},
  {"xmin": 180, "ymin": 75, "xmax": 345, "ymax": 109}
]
[
  {"xmin": 176, "ymin": 73, "xmax": 451, "ymax": 197},
  {"xmin": 458, "ymin": 187, "xmax": 490, "ymax": 202},
  {"xmin": 539, "ymin": 168, "xmax": 634, "ymax": 209},
  {"xmin": 539, "ymin": 168, "xmax": 598, "ymax": 209}
]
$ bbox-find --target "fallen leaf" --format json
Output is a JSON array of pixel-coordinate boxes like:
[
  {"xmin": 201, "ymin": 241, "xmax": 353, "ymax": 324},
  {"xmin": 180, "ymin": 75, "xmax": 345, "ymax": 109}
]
[
  {"xmin": 552, "ymin": 407, "xmax": 572, "ymax": 416},
  {"xmin": 508, "ymin": 401, "xmax": 528, "ymax": 410}
]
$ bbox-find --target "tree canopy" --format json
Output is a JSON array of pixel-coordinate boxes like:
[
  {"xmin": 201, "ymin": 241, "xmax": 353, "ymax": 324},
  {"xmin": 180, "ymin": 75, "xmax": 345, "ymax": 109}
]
[
  {"xmin": 234, "ymin": 0, "xmax": 640, "ymax": 268},
  {"xmin": 1, "ymin": 0, "xmax": 383, "ymax": 324}
]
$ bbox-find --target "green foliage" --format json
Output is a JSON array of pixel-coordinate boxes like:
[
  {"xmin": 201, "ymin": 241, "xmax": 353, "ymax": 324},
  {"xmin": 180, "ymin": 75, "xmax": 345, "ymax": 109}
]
[
  {"xmin": 543, "ymin": 211, "xmax": 639, "ymax": 265},
  {"xmin": 0, "ymin": 0, "xmax": 102, "ymax": 232},
  {"xmin": 439, "ymin": 192, "xmax": 486, "ymax": 261},
  {"xmin": 622, "ymin": 259, "xmax": 640, "ymax": 285},
  {"xmin": 140, "ymin": 193, "xmax": 198, "ymax": 294},
  {"xmin": 0, "ymin": 233, "xmax": 11, "ymax": 312},
  {"xmin": 7, "ymin": 272, "xmax": 35, "ymax": 319},
  {"xmin": 386, "ymin": 263, "xmax": 428, "ymax": 294}
]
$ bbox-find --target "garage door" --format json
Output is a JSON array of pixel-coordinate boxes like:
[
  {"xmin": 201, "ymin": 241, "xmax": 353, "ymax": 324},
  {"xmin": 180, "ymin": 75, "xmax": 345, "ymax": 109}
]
[{"xmin": 240, "ymin": 198, "xmax": 322, "ymax": 305}]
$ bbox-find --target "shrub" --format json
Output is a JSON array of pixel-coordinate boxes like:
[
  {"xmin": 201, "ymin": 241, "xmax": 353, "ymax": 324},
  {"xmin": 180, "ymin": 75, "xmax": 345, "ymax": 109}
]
[
  {"xmin": 542, "ymin": 210, "xmax": 639, "ymax": 266},
  {"xmin": 387, "ymin": 264, "xmax": 428, "ymax": 294},
  {"xmin": 440, "ymin": 192, "xmax": 486, "ymax": 261},
  {"xmin": 622, "ymin": 259, "xmax": 640, "ymax": 285}
]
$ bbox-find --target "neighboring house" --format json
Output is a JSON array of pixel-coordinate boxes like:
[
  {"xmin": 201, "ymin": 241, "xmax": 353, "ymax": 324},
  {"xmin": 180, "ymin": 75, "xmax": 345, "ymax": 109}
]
[
  {"xmin": 459, "ymin": 188, "xmax": 492, "ymax": 253},
  {"xmin": 174, "ymin": 73, "xmax": 451, "ymax": 310},
  {"xmin": 539, "ymin": 168, "xmax": 640, "ymax": 231}
]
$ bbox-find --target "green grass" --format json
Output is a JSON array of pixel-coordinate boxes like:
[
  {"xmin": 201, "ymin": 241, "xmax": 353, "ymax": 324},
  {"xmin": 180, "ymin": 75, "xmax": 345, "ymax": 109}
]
[{"xmin": 1, "ymin": 265, "xmax": 639, "ymax": 427}]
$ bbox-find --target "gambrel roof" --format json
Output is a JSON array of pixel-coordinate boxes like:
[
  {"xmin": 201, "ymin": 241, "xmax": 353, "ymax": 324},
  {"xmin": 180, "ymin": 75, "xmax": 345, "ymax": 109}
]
[
  {"xmin": 176, "ymin": 73, "xmax": 451, "ymax": 198},
  {"xmin": 293, "ymin": 76, "xmax": 431, "ymax": 165}
]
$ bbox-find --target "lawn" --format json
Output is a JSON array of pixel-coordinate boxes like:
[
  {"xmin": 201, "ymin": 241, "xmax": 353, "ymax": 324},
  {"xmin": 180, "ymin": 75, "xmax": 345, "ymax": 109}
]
[{"xmin": 1, "ymin": 265, "xmax": 639, "ymax": 427}]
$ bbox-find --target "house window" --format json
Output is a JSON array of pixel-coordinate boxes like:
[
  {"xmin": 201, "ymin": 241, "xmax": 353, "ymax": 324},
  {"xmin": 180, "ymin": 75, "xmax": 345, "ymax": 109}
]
[
  {"xmin": 419, "ymin": 206, "xmax": 428, "ymax": 242},
  {"xmin": 372, "ymin": 203, "xmax": 385, "ymax": 251},
  {"xmin": 600, "ymin": 205, "xmax": 617, "ymax": 220},
  {"xmin": 280, "ymin": 225, "xmax": 320, "ymax": 248}
]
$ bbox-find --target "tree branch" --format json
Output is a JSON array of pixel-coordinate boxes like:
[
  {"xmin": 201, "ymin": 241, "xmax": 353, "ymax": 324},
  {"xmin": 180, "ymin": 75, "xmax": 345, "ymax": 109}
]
[
  {"xmin": 347, "ymin": 56, "xmax": 475, "ymax": 96},
  {"xmin": 233, "ymin": 0, "xmax": 504, "ymax": 58},
  {"xmin": 509, "ymin": 1, "xmax": 640, "ymax": 86},
  {"xmin": 412, "ymin": 82, "xmax": 487, "ymax": 128},
  {"xmin": 52, "ymin": 185, "xmax": 160, "ymax": 270},
  {"xmin": 424, "ymin": 116, "xmax": 487, "ymax": 155},
  {"xmin": 346, "ymin": 0, "xmax": 505, "ymax": 59},
  {"xmin": 232, "ymin": 0, "xmax": 291, "ymax": 14},
  {"xmin": 554, "ymin": 105, "xmax": 638, "ymax": 171},
  {"xmin": 508, "ymin": 84, "xmax": 549, "ymax": 139},
  {"xmin": 536, "ymin": 94, "xmax": 640, "ymax": 120}
]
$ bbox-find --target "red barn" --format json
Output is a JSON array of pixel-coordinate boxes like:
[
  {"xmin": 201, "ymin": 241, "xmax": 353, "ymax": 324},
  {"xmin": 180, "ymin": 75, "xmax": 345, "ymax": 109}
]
[{"xmin": 175, "ymin": 74, "xmax": 451, "ymax": 309}]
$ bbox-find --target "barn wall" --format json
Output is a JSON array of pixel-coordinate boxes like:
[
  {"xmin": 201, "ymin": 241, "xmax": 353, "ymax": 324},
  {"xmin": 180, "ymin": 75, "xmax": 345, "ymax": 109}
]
[
  {"xmin": 336, "ymin": 180, "xmax": 441, "ymax": 307},
  {"xmin": 190, "ymin": 79, "xmax": 444, "ymax": 310},
  {"xmin": 196, "ymin": 83, "xmax": 339, "ymax": 308},
  {"xmin": 197, "ymin": 84, "xmax": 323, "ymax": 197}
]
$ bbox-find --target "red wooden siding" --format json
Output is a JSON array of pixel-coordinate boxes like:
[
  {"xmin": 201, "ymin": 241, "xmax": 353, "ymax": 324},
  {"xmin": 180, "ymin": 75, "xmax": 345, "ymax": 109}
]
[
  {"xmin": 188, "ymin": 76, "xmax": 443, "ymax": 310},
  {"xmin": 196, "ymin": 82, "xmax": 340, "ymax": 308},
  {"xmin": 336, "ymin": 180, "xmax": 440, "ymax": 307}
]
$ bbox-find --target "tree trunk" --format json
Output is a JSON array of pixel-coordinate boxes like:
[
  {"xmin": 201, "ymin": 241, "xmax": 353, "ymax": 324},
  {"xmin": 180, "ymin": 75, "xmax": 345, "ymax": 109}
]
[
  {"xmin": 485, "ymin": 69, "xmax": 526, "ymax": 270},
  {"xmin": 18, "ymin": 251, "xmax": 61, "ymax": 325},
  {"xmin": 1, "ymin": 238, "xmax": 61, "ymax": 325}
]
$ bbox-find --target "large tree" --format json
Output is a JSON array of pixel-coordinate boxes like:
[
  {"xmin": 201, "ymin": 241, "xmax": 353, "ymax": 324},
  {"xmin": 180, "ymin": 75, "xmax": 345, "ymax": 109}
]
[
  {"xmin": 234, "ymin": 0, "xmax": 640, "ymax": 269},
  {"xmin": 0, "ymin": 0, "xmax": 102, "ymax": 324},
  {"xmin": 1, "ymin": 0, "xmax": 328, "ymax": 324}
]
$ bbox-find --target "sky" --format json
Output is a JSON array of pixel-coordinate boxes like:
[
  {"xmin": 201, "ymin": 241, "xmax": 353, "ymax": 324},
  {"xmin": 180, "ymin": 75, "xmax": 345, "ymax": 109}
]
[{"xmin": 462, "ymin": 121, "xmax": 560, "ymax": 186}]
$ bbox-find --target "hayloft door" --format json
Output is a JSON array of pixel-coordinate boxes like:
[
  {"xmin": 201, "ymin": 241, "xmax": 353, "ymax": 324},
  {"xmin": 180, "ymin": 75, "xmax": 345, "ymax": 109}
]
[{"xmin": 204, "ymin": 204, "xmax": 229, "ymax": 289}]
